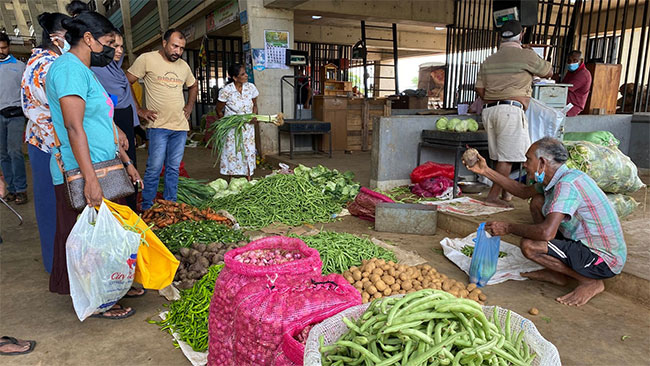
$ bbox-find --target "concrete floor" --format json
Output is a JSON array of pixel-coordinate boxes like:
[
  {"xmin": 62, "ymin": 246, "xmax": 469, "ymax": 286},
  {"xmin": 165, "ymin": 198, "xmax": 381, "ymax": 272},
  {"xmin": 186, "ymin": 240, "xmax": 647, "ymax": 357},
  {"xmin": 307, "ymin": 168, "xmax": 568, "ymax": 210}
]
[{"xmin": 1, "ymin": 147, "xmax": 649, "ymax": 365}]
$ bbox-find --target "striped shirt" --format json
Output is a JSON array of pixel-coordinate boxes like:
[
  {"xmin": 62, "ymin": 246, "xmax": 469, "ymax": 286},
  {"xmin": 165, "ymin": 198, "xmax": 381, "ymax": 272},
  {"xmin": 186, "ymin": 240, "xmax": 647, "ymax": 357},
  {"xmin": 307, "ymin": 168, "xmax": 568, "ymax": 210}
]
[{"xmin": 542, "ymin": 164, "xmax": 627, "ymax": 274}]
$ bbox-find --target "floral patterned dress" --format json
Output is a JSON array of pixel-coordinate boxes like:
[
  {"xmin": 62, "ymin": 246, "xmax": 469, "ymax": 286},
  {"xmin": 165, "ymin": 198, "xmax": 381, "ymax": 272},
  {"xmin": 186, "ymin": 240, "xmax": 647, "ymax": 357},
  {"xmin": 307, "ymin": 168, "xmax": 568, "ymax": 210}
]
[{"xmin": 217, "ymin": 82, "xmax": 259, "ymax": 176}]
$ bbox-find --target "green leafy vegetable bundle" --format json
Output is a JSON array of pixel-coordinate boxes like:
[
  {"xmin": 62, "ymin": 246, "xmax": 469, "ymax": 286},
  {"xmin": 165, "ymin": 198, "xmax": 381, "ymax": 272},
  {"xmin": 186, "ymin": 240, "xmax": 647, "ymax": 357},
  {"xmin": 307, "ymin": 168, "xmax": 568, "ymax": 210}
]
[
  {"xmin": 154, "ymin": 220, "xmax": 247, "ymax": 253},
  {"xmin": 321, "ymin": 290, "xmax": 537, "ymax": 366},
  {"xmin": 293, "ymin": 164, "xmax": 361, "ymax": 205},
  {"xmin": 207, "ymin": 174, "xmax": 342, "ymax": 229},
  {"xmin": 297, "ymin": 231, "xmax": 397, "ymax": 274},
  {"xmin": 606, "ymin": 193, "xmax": 639, "ymax": 218},
  {"xmin": 156, "ymin": 264, "xmax": 224, "ymax": 352},
  {"xmin": 564, "ymin": 141, "xmax": 645, "ymax": 194},
  {"xmin": 157, "ymin": 177, "xmax": 216, "ymax": 207},
  {"xmin": 205, "ymin": 113, "xmax": 284, "ymax": 163}
]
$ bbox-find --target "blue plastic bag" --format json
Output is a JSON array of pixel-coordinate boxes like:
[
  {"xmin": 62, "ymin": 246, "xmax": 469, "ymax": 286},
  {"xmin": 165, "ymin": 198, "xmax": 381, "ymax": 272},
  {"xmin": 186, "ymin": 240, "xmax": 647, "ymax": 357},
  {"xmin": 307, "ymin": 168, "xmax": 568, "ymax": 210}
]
[{"xmin": 469, "ymin": 223, "xmax": 501, "ymax": 287}]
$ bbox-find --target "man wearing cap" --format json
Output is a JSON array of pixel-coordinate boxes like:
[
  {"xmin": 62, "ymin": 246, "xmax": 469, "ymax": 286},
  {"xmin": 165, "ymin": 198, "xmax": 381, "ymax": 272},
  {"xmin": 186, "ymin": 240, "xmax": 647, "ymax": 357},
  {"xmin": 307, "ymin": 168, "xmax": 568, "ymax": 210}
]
[{"xmin": 475, "ymin": 20, "xmax": 553, "ymax": 207}]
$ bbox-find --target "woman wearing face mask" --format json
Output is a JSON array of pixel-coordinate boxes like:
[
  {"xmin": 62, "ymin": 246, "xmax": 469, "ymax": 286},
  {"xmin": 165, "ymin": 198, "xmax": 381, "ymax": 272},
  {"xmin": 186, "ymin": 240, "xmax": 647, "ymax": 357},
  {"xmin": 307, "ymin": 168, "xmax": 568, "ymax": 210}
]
[
  {"xmin": 91, "ymin": 30, "xmax": 141, "ymax": 213},
  {"xmin": 45, "ymin": 11, "xmax": 142, "ymax": 319},
  {"xmin": 20, "ymin": 12, "xmax": 71, "ymax": 274}
]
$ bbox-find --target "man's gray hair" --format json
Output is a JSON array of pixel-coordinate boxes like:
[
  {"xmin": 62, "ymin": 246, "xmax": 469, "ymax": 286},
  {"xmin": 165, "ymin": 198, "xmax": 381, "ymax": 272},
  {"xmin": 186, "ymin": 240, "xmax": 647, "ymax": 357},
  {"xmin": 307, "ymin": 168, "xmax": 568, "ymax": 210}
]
[
  {"xmin": 535, "ymin": 137, "xmax": 569, "ymax": 165},
  {"xmin": 502, "ymin": 33, "xmax": 521, "ymax": 43}
]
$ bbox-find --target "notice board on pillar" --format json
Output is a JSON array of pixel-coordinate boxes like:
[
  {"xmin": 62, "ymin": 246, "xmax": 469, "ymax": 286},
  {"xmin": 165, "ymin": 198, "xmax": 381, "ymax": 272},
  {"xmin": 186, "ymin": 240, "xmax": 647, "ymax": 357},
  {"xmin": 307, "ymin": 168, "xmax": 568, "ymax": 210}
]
[{"xmin": 264, "ymin": 30, "xmax": 289, "ymax": 69}]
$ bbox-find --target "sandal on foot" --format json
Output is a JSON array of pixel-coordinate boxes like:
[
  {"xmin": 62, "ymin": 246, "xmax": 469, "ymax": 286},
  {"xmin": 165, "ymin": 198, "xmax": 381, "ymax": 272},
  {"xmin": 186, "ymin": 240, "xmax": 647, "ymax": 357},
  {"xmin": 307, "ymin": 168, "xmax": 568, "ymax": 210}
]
[
  {"xmin": 0, "ymin": 336, "xmax": 36, "ymax": 356},
  {"xmin": 90, "ymin": 304, "xmax": 135, "ymax": 320},
  {"xmin": 14, "ymin": 193, "xmax": 28, "ymax": 205},
  {"xmin": 1, "ymin": 193, "xmax": 15, "ymax": 202},
  {"xmin": 123, "ymin": 287, "xmax": 147, "ymax": 298}
]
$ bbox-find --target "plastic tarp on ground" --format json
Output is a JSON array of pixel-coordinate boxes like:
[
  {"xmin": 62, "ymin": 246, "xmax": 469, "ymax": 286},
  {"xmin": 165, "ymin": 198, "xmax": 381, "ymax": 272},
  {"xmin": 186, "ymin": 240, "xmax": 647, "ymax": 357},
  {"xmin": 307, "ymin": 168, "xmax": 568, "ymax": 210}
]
[{"xmin": 440, "ymin": 233, "xmax": 543, "ymax": 285}]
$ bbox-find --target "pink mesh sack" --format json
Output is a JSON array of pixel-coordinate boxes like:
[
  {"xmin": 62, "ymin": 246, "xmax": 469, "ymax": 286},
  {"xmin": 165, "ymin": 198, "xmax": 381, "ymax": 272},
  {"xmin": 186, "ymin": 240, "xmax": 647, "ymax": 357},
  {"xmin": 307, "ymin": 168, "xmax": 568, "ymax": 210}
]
[
  {"xmin": 208, "ymin": 236, "xmax": 322, "ymax": 366},
  {"xmin": 347, "ymin": 187, "xmax": 394, "ymax": 221},
  {"xmin": 232, "ymin": 274, "xmax": 361, "ymax": 366}
]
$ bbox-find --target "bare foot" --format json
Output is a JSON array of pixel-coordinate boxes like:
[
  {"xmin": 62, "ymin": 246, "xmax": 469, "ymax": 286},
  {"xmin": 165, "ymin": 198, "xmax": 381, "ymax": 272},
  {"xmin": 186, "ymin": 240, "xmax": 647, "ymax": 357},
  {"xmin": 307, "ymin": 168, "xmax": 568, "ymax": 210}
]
[
  {"xmin": 521, "ymin": 269, "xmax": 568, "ymax": 286},
  {"xmin": 556, "ymin": 280, "xmax": 605, "ymax": 306},
  {"xmin": 484, "ymin": 198, "xmax": 514, "ymax": 208},
  {"xmin": 501, "ymin": 191, "xmax": 513, "ymax": 202}
]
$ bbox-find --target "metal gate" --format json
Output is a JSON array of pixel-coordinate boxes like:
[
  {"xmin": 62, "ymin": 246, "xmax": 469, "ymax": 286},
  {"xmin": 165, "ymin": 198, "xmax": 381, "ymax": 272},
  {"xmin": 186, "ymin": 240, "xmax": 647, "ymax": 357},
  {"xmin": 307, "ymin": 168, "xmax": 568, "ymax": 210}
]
[{"xmin": 444, "ymin": 0, "xmax": 650, "ymax": 113}]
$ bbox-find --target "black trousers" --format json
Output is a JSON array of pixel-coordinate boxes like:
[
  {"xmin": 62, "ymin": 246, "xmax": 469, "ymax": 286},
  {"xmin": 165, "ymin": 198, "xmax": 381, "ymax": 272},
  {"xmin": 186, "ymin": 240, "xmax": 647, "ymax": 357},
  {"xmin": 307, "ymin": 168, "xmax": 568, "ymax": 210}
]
[{"xmin": 114, "ymin": 106, "xmax": 138, "ymax": 211}]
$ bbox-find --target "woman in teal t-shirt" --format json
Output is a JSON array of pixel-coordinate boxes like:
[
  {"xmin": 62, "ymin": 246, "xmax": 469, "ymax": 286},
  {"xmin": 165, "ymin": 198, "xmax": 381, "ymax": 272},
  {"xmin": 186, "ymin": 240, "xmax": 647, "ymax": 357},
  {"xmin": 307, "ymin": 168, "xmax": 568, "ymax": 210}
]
[{"xmin": 45, "ymin": 12, "xmax": 142, "ymax": 319}]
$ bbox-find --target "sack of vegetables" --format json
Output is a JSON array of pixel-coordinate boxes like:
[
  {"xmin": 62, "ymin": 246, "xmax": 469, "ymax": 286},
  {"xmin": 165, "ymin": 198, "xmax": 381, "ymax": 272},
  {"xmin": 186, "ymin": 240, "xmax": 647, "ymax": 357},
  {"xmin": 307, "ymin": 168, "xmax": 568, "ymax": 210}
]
[
  {"xmin": 347, "ymin": 187, "xmax": 394, "ymax": 221},
  {"xmin": 229, "ymin": 274, "xmax": 360, "ymax": 366},
  {"xmin": 564, "ymin": 141, "xmax": 645, "ymax": 194},
  {"xmin": 208, "ymin": 236, "xmax": 322, "ymax": 366}
]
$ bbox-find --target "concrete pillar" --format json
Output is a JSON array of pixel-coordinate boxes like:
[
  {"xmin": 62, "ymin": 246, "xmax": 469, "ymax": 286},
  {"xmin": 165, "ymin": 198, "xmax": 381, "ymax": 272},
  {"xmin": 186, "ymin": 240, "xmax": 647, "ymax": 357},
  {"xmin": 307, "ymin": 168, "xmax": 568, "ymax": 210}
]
[
  {"xmin": 56, "ymin": 0, "xmax": 68, "ymax": 14},
  {"xmin": 242, "ymin": 0, "xmax": 295, "ymax": 156},
  {"xmin": 93, "ymin": 0, "xmax": 106, "ymax": 15},
  {"xmin": 11, "ymin": 0, "xmax": 29, "ymax": 36},
  {"xmin": 157, "ymin": 0, "xmax": 169, "ymax": 32},
  {"xmin": 119, "ymin": 0, "xmax": 135, "ymax": 65}
]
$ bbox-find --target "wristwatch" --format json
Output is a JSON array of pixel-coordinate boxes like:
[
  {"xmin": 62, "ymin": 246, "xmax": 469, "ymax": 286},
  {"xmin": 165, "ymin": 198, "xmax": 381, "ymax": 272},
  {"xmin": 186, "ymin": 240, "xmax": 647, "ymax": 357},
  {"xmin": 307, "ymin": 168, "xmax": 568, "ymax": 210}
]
[{"xmin": 123, "ymin": 160, "xmax": 133, "ymax": 167}]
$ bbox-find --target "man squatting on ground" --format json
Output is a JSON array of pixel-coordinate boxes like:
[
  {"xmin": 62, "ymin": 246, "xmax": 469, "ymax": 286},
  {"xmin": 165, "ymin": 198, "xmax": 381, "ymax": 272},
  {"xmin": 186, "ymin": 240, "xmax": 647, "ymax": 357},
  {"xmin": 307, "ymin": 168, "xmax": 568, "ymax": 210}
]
[{"xmin": 464, "ymin": 137, "xmax": 627, "ymax": 306}]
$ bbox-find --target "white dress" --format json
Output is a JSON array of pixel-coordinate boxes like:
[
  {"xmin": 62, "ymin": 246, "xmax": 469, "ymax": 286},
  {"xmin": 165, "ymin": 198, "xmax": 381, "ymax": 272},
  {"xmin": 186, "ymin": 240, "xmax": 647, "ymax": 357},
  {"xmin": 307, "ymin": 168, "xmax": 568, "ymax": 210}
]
[{"xmin": 217, "ymin": 82, "xmax": 259, "ymax": 176}]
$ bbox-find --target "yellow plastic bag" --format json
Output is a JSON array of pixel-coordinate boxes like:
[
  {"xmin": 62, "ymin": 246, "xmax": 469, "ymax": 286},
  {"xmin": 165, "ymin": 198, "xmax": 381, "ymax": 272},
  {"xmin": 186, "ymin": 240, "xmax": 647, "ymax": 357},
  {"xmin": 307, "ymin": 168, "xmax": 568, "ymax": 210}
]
[{"xmin": 103, "ymin": 199, "xmax": 179, "ymax": 289}]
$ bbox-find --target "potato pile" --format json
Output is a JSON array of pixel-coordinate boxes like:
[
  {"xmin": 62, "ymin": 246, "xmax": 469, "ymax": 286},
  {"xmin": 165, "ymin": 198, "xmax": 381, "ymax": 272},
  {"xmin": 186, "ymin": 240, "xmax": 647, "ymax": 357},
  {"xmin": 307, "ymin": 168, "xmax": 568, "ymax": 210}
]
[
  {"xmin": 343, "ymin": 258, "xmax": 487, "ymax": 304},
  {"xmin": 174, "ymin": 241, "xmax": 246, "ymax": 289}
]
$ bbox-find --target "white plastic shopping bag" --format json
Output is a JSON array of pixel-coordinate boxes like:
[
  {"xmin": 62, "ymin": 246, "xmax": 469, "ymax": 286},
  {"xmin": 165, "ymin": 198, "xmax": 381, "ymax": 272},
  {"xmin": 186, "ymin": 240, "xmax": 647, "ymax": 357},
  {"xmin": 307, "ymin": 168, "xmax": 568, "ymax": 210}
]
[
  {"xmin": 526, "ymin": 98, "xmax": 567, "ymax": 143},
  {"xmin": 66, "ymin": 202, "xmax": 141, "ymax": 321}
]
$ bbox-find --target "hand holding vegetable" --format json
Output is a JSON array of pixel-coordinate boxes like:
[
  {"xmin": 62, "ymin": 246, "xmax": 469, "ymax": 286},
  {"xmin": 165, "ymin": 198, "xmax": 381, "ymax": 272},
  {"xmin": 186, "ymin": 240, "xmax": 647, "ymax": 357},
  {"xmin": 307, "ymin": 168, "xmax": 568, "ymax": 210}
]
[
  {"xmin": 463, "ymin": 150, "xmax": 489, "ymax": 175},
  {"xmin": 486, "ymin": 221, "xmax": 510, "ymax": 236}
]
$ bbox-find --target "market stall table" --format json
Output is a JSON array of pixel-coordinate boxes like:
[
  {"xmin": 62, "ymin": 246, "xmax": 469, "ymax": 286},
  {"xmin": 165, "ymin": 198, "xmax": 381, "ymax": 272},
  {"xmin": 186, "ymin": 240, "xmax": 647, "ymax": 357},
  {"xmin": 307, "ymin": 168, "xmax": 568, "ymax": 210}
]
[
  {"xmin": 417, "ymin": 130, "xmax": 489, "ymax": 198},
  {"xmin": 278, "ymin": 120, "xmax": 332, "ymax": 159}
]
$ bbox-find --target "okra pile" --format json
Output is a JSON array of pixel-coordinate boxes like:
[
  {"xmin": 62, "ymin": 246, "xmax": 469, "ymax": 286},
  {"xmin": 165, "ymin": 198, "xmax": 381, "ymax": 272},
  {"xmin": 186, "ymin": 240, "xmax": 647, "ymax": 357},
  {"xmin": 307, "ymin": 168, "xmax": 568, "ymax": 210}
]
[{"xmin": 321, "ymin": 290, "xmax": 536, "ymax": 366}]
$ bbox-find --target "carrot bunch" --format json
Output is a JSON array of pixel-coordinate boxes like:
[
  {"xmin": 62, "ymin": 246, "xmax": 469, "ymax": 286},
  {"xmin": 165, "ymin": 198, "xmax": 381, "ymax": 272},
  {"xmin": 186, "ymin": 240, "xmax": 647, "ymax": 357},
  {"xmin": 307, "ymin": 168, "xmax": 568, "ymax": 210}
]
[{"xmin": 142, "ymin": 199, "xmax": 231, "ymax": 229}]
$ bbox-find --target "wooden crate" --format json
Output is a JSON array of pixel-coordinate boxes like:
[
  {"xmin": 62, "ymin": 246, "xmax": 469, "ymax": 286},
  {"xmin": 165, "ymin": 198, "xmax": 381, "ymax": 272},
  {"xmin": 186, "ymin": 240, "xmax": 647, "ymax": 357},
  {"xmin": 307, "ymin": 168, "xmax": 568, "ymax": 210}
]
[{"xmin": 584, "ymin": 63, "xmax": 621, "ymax": 115}]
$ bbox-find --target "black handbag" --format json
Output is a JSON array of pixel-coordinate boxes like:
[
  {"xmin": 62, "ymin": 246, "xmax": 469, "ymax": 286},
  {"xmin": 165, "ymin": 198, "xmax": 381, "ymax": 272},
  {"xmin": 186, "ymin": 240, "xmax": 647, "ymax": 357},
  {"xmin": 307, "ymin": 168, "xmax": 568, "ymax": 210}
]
[
  {"xmin": 0, "ymin": 106, "xmax": 24, "ymax": 118},
  {"xmin": 53, "ymin": 124, "xmax": 135, "ymax": 211}
]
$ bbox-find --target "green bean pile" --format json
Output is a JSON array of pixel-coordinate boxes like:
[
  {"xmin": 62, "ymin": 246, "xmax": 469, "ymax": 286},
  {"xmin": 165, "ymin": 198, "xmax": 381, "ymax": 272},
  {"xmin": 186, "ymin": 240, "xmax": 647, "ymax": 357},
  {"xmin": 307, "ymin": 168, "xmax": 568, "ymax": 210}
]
[
  {"xmin": 156, "ymin": 264, "xmax": 224, "ymax": 352},
  {"xmin": 461, "ymin": 245, "xmax": 507, "ymax": 259},
  {"xmin": 154, "ymin": 220, "xmax": 248, "ymax": 253},
  {"xmin": 206, "ymin": 174, "xmax": 342, "ymax": 229},
  {"xmin": 298, "ymin": 231, "xmax": 397, "ymax": 275},
  {"xmin": 321, "ymin": 290, "xmax": 536, "ymax": 366}
]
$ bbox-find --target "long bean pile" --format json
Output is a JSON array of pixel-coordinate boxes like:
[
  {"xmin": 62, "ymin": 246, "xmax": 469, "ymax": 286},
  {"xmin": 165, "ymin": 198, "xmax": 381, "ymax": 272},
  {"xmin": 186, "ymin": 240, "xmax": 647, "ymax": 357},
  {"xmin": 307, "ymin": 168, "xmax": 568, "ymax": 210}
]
[
  {"xmin": 156, "ymin": 264, "xmax": 224, "ymax": 352},
  {"xmin": 298, "ymin": 231, "xmax": 397, "ymax": 275},
  {"xmin": 321, "ymin": 290, "xmax": 536, "ymax": 366},
  {"xmin": 207, "ymin": 174, "xmax": 342, "ymax": 229},
  {"xmin": 154, "ymin": 220, "xmax": 248, "ymax": 253},
  {"xmin": 157, "ymin": 177, "xmax": 216, "ymax": 207}
]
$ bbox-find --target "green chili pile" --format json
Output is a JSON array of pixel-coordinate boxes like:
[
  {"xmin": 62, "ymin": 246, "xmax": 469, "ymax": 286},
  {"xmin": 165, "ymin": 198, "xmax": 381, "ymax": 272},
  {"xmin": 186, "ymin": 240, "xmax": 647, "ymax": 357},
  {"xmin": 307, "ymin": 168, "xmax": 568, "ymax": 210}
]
[
  {"xmin": 154, "ymin": 220, "xmax": 248, "ymax": 253},
  {"xmin": 207, "ymin": 174, "xmax": 342, "ymax": 229},
  {"xmin": 321, "ymin": 289, "xmax": 537, "ymax": 366},
  {"xmin": 156, "ymin": 264, "xmax": 224, "ymax": 352},
  {"xmin": 297, "ymin": 231, "xmax": 397, "ymax": 275}
]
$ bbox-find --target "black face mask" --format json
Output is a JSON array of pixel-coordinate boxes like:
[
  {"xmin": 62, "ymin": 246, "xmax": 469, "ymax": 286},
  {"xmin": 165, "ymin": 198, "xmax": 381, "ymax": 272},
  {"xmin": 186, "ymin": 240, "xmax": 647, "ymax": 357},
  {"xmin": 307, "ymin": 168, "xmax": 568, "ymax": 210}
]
[{"xmin": 90, "ymin": 44, "xmax": 115, "ymax": 67}]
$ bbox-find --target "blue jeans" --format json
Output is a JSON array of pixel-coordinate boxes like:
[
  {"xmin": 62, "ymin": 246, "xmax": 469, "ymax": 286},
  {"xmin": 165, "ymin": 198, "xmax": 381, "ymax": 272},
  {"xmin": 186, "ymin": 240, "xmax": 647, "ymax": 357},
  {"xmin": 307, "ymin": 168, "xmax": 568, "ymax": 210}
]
[
  {"xmin": 141, "ymin": 128, "xmax": 187, "ymax": 210},
  {"xmin": 28, "ymin": 144, "xmax": 56, "ymax": 273},
  {"xmin": 0, "ymin": 114, "xmax": 27, "ymax": 193}
]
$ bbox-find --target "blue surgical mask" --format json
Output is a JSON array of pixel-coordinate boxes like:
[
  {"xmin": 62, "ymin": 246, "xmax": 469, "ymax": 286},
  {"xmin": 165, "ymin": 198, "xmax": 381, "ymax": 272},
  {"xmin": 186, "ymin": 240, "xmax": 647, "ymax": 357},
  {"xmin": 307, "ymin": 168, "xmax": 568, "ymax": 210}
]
[
  {"xmin": 567, "ymin": 62, "xmax": 579, "ymax": 72},
  {"xmin": 534, "ymin": 170, "xmax": 545, "ymax": 184},
  {"xmin": 51, "ymin": 36, "xmax": 70, "ymax": 54}
]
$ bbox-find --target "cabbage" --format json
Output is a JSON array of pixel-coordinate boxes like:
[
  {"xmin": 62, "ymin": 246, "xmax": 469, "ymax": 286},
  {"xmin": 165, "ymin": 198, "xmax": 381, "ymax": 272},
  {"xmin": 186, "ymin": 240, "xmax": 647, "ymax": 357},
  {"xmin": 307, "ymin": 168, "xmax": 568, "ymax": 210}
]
[
  {"xmin": 436, "ymin": 117, "xmax": 448, "ymax": 131},
  {"xmin": 454, "ymin": 119, "xmax": 469, "ymax": 132},
  {"xmin": 208, "ymin": 178, "xmax": 228, "ymax": 192},
  {"xmin": 467, "ymin": 118, "xmax": 479, "ymax": 132},
  {"xmin": 447, "ymin": 118, "xmax": 461, "ymax": 130},
  {"xmin": 229, "ymin": 177, "xmax": 249, "ymax": 192}
]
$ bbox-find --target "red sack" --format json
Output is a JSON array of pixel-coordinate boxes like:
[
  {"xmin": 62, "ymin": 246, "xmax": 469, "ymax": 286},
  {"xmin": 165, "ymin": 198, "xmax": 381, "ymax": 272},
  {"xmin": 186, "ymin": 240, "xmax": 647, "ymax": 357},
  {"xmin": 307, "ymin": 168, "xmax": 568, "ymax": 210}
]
[
  {"xmin": 229, "ymin": 274, "xmax": 361, "ymax": 366},
  {"xmin": 347, "ymin": 187, "xmax": 394, "ymax": 221},
  {"xmin": 160, "ymin": 161, "xmax": 190, "ymax": 178},
  {"xmin": 410, "ymin": 161, "xmax": 454, "ymax": 184},
  {"xmin": 208, "ymin": 237, "xmax": 322, "ymax": 366}
]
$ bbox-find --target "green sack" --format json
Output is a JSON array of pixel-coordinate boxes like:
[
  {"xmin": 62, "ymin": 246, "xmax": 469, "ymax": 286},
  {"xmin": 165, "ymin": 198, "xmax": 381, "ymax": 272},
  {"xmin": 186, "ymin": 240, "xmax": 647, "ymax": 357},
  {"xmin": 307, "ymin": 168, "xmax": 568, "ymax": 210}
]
[
  {"xmin": 606, "ymin": 193, "xmax": 639, "ymax": 218},
  {"xmin": 564, "ymin": 141, "xmax": 646, "ymax": 194},
  {"xmin": 563, "ymin": 131, "xmax": 620, "ymax": 147}
]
